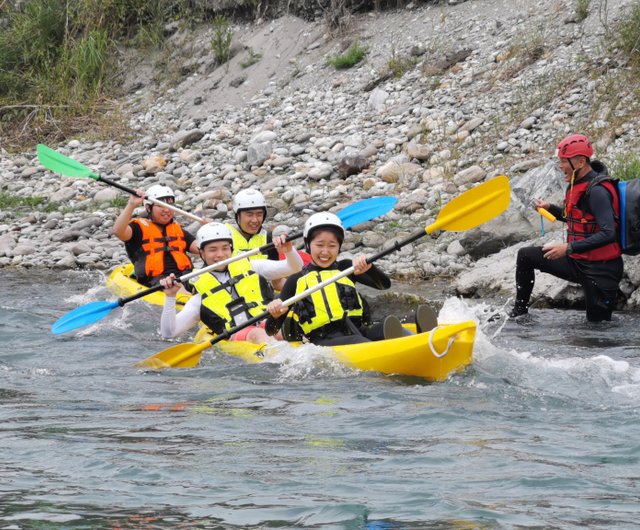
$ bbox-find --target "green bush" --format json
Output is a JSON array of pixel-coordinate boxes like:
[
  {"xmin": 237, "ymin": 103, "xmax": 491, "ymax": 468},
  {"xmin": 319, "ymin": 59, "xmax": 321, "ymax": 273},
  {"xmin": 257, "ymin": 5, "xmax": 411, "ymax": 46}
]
[
  {"xmin": 0, "ymin": 0, "xmax": 193, "ymax": 149},
  {"xmin": 575, "ymin": 0, "xmax": 590, "ymax": 22},
  {"xmin": 617, "ymin": 1, "xmax": 640, "ymax": 65},
  {"xmin": 211, "ymin": 16, "xmax": 233, "ymax": 65},
  {"xmin": 327, "ymin": 40, "xmax": 368, "ymax": 69},
  {"xmin": 240, "ymin": 49, "xmax": 262, "ymax": 68},
  {"xmin": 610, "ymin": 154, "xmax": 640, "ymax": 182},
  {"xmin": 0, "ymin": 192, "xmax": 46, "ymax": 210},
  {"xmin": 387, "ymin": 50, "xmax": 417, "ymax": 78}
]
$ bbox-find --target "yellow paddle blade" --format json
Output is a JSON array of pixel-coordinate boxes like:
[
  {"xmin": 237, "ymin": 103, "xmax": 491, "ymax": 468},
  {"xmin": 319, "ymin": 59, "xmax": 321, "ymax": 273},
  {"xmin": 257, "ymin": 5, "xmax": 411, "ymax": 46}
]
[
  {"xmin": 427, "ymin": 176, "xmax": 510, "ymax": 233},
  {"xmin": 135, "ymin": 341, "xmax": 210, "ymax": 369}
]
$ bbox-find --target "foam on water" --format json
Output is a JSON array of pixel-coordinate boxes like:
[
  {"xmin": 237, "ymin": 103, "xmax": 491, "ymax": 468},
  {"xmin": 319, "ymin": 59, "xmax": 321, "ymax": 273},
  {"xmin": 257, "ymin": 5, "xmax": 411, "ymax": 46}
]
[
  {"xmin": 262, "ymin": 342, "xmax": 359, "ymax": 381},
  {"xmin": 438, "ymin": 296, "xmax": 640, "ymax": 404}
]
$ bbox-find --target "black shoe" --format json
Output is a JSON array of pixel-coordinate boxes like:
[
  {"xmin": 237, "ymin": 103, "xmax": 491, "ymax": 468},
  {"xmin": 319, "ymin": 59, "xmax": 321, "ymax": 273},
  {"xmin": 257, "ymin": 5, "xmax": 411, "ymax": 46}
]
[
  {"xmin": 508, "ymin": 305, "xmax": 529, "ymax": 318},
  {"xmin": 383, "ymin": 316, "xmax": 404, "ymax": 340},
  {"xmin": 415, "ymin": 304, "xmax": 438, "ymax": 333}
]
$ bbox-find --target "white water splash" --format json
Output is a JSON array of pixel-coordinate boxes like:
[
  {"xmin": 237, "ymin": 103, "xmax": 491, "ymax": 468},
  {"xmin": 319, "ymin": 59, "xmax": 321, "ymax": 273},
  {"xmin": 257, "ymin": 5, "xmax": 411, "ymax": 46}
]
[
  {"xmin": 264, "ymin": 342, "xmax": 358, "ymax": 381},
  {"xmin": 438, "ymin": 296, "xmax": 640, "ymax": 403},
  {"xmin": 64, "ymin": 271, "xmax": 109, "ymax": 305}
]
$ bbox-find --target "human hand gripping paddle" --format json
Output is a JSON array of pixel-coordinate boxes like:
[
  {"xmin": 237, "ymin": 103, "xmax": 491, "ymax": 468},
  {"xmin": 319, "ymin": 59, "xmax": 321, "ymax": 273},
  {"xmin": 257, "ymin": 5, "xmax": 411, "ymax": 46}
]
[
  {"xmin": 51, "ymin": 195, "xmax": 398, "ymax": 334},
  {"xmin": 36, "ymin": 144, "xmax": 204, "ymax": 223},
  {"xmin": 137, "ymin": 176, "xmax": 511, "ymax": 370}
]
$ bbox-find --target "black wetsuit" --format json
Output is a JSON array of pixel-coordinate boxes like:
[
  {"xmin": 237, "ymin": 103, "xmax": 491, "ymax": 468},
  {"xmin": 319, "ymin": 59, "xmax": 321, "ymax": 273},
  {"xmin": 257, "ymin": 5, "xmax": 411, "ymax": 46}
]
[{"xmin": 514, "ymin": 165, "xmax": 623, "ymax": 322}]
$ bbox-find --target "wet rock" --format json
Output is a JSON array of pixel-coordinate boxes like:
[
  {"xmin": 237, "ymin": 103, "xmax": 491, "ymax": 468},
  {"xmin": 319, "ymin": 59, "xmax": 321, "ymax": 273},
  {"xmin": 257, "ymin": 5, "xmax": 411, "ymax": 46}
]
[
  {"xmin": 170, "ymin": 130, "xmax": 205, "ymax": 150},
  {"xmin": 338, "ymin": 155, "xmax": 369, "ymax": 178}
]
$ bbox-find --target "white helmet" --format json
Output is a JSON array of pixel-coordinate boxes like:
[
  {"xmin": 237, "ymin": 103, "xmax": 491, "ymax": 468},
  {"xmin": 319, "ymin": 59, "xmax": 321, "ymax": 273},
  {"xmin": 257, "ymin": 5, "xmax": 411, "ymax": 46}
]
[
  {"xmin": 144, "ymin": 184, "xmax": 175, "ymax": 207},
  {"xmin": 232, "ymin": 189, "xmax": 267, "ymax": 213},
  {"xmin": 196, "ymin": 222, "xmax": 233, "ymax": 250},
  {"xmin": 303, "ymin": 212, "xmax": 345, "ymax": 242}
]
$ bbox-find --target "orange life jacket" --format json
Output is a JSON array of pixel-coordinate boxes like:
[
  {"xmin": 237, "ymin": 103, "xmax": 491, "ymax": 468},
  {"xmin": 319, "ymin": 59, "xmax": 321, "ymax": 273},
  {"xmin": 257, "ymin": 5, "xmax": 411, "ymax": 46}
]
[
  {"xmin": 130, "ymin": 218, "xmax": 192, "ymax": 278},
  {"xmin": 565, "ymin": 178, "xmax": 621, "ymax": 261}
]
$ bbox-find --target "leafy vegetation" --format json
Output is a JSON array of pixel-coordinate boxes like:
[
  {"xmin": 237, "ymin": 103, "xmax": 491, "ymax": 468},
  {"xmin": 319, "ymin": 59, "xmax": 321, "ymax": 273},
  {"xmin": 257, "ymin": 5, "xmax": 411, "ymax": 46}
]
[
  {"xmin": 609, "ymin": 154, "xmax": 640, "ymax": 182},
  {"xmin": 240, "ymin": 48, "xmax": 262, "ymax": 68},
  {"xmin": 616, "ymin": 0, "xmax": 640, "ymax": 66},
  {"xmin": 0, "ymin": 0, "xmax": 196, "ymax": 151},
  {"xmin": 0, "ymin": 192, "xmax": 63, "ymax": 214},
  {"xmin": 327, "ymin": 40, "xmax": 368, "ymax": 69},
  {"xmin": 107, "ymin": 196, "xmax": 130, "ymax": 209},
  {"xmin": 575, "ymin": 0, "xmax": 590, "ymax": 22},
  {"xmin": 0, "ymin": 193, "xmax": 47, "ymax": 210},
  {"xmin": 386, "ymin": 49, "xmax": 417, "ymax": 78},
  {"xmin": 211, "ymin": 16, "xmax": 233, "ymax": 66}
]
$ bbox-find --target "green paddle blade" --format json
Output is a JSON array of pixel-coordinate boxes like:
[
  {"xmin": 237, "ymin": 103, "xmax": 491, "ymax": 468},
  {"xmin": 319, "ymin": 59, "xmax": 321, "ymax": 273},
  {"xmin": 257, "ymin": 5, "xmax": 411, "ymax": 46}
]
[{"xmin": 37, "ymin": 144, "xmax": 99, "ymax": 179}]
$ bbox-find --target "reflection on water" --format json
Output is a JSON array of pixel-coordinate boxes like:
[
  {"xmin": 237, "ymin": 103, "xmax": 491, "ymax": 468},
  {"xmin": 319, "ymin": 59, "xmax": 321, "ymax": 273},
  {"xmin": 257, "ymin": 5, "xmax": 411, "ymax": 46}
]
[{"xmin": 1, "ymin": 269, "xmax": 639, "ymax": 528}]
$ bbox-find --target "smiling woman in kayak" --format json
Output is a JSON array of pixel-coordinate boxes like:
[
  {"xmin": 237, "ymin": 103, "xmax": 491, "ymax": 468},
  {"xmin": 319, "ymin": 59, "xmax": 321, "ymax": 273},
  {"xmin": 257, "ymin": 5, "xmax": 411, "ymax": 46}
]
[
  {"xmin": 266, "ymin": 212, "xmax": 410, "ymax": 346},
  {"xmin": 160, "ymin": 222, "xmax": 302, "ymax": 344},
  {"xmin": 112, "ymin": 184, "xmax": 198, "ymax": 287}
]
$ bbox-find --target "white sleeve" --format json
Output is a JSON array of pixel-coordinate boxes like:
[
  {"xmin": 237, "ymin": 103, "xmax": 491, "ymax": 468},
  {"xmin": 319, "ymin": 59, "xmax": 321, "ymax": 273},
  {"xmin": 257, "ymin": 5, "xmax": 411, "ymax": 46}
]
[
  {"xmin": 160, "ymin": 294, "xmax": 202, "ymax": 339},
  {"xmin": 252, "ymin": 249, "xmax": 303, "ymax": 280}
]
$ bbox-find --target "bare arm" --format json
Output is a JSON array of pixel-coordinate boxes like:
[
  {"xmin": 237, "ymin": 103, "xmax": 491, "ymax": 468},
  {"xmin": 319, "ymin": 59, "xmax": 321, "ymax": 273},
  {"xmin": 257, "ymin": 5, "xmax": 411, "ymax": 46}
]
[{"xmin": 112, "ymin": 192, "xmax": 144, "ymax": 241}]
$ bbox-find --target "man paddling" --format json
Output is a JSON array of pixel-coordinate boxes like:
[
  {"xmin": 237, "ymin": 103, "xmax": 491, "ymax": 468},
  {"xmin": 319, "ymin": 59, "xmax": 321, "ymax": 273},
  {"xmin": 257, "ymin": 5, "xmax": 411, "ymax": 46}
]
[
  {"xmin": 160, "ymin": 222, "xmax": 302, "ymax": 344},
  {"xmin": 510, "ymin": 134, "xmax": 623, "ymax": 322},
  {"xmin": 112, "ymin": 185, "xmax": 199, "ymax": 287}
]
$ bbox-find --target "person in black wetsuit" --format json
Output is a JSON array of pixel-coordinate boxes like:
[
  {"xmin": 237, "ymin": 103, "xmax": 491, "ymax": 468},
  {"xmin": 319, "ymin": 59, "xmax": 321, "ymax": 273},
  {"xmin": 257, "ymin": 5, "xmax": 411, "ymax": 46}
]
[{"xmin": 510, "ymin": 134, "xmax": 623, "ymax": 322}]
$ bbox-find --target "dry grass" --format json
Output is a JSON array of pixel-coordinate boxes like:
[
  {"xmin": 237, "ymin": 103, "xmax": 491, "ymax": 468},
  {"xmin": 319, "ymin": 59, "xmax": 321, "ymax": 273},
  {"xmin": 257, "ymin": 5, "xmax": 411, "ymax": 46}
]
[{"xmin": 0, "ymin": 100, "xmax": 134, "ymax": 153}]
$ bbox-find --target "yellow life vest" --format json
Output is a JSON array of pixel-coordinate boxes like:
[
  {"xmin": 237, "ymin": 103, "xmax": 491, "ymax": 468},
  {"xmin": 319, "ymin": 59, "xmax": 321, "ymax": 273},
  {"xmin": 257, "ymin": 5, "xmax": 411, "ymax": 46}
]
[
  {"xmin": 190, "ymin": 258, "xmax": 273, "ymax": 331},
  {"xmin": 227, "ymin": 224, "xmax": 268, "ymax": 260},
  {"xmin": 290, "ymin": 269, "xmax": 364, "ymax": 335}
]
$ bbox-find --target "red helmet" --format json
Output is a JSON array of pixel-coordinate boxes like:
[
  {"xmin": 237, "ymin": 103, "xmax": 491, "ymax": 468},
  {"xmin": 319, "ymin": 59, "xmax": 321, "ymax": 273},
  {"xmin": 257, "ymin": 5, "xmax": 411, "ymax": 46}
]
[{"xmin": 557, "ymin": 134, "xmax": 593, "ymax": 159}]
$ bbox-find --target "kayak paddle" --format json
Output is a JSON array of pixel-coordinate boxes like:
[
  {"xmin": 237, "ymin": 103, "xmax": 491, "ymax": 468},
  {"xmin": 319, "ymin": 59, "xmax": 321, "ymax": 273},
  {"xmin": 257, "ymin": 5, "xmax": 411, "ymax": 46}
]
[
  {"xmin": 36, "ymin": 144, "xmax": 204, "ymax": 223},
  {"xmin": 136, "ymin": 175, "xmax": 510, "ymax": 370},
  {"xmin": 51, "ymin": 196, "xmax": 398, "ymax": 334}
]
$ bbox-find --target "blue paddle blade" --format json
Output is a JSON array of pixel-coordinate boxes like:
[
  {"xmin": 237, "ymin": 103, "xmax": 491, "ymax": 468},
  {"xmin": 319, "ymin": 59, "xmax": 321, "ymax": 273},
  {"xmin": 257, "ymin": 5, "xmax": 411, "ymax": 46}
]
[
  {"xmin": 51, "ymin": 300, "xmax": 120, "ymax": 334},
  {"xmin": 338, "ymin": 196, "xmax": 397, "ymax": 229}
]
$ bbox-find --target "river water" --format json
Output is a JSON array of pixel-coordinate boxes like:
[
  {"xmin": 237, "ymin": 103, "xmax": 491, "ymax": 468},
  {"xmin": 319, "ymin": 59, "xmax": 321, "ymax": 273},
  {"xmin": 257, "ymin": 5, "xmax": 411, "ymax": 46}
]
[{"xmin": 1, "ymin": 269, "xmax": 639, "ymax": 529}]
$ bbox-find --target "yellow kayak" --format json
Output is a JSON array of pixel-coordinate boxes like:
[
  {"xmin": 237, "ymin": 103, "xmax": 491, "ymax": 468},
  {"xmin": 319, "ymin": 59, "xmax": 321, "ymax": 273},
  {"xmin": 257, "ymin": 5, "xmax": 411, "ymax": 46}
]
[
  {"xmin": 194, "ymin": 321, "xmax": 476, "ymax": 381},
  {"xmin": 106, "ymin": 263, "xmax": 192, "ymax": 308}
]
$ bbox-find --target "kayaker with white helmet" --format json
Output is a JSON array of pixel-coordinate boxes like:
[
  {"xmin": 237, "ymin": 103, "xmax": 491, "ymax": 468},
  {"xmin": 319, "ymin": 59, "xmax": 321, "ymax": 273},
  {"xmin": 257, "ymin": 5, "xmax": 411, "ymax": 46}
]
[
  {"xmin": 112, "ymin": 184, "xmax": 198, "ymax": 287},
  {"xmin": 227, "ymin": 188, "xmax": 279, "ymax": 261},
  {"xmin": 266, "ymin": 212, "xmax": 434, "ymax": 346},
  {"xmin": 159, "ymin": 222, "xmax": 303, "ymax": 344}
]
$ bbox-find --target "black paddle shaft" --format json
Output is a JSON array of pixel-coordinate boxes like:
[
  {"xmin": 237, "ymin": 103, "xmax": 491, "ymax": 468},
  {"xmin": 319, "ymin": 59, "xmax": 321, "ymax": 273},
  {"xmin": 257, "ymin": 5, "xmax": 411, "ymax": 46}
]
[
  {"xmin": 364, "ymin": 228, "xmax": 427, "ymax": 264},
  {"xmin": 99, "ymin": 175, "xmax": 142, "ymax": 196},
  {"xmin": 118, "ymin": 230, "xmax": 304, "ymax": 306},
  {"xmin": 205, "ymin": 228, "xmax": 428, "ymax": 348}
]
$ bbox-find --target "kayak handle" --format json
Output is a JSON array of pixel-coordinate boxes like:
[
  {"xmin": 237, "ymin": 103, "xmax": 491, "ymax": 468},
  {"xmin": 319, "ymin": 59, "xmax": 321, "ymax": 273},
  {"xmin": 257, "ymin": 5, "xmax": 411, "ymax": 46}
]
[{"xmin": 428, "ymin": 327, "xmax": 458, "ymax": 358}]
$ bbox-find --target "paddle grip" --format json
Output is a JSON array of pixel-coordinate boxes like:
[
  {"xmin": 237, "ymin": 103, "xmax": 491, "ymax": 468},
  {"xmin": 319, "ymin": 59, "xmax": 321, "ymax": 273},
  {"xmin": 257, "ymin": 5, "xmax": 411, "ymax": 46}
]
[{"xmin": 537, "ymin": 208, "xmax": 556, "ymax": 222}]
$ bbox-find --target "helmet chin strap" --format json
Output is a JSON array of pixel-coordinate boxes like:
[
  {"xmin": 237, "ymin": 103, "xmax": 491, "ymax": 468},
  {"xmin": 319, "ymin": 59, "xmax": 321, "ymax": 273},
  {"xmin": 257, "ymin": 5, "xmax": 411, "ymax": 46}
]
[{"xmin": 563, "ymin": 158, "xmax": 579, "ymax": 220}]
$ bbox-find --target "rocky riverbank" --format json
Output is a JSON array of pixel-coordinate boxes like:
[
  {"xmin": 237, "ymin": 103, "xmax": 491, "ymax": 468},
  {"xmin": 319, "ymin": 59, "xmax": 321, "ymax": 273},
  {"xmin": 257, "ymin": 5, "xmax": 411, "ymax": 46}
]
[{"xmin": 1, "ymin": 0, "xmax": 640, "ymax": 310}]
